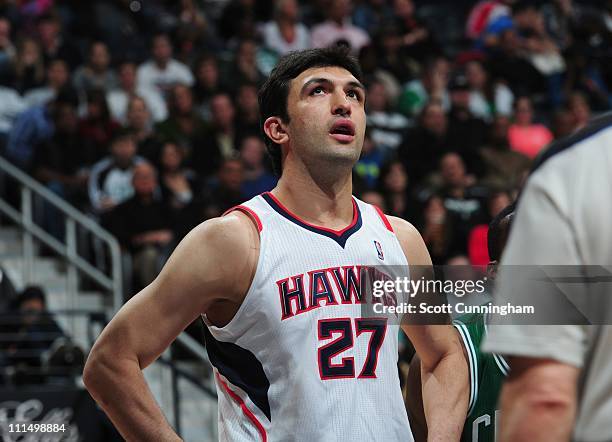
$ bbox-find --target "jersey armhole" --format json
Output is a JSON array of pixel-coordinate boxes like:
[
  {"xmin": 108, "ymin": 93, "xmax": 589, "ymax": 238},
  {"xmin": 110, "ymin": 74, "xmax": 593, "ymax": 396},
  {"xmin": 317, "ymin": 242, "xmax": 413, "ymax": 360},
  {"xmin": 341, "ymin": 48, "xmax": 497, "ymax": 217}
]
[
  {"xmin": 453, "ymin": 320, "xmax": 478, "ymax": 415},
  {"xmin": 373, "ymin": 205, "xmax": 394, "ymax": 233},
  {"xmin": 223, "ymin": 205, "xmax": 263, "ymax": 233}
]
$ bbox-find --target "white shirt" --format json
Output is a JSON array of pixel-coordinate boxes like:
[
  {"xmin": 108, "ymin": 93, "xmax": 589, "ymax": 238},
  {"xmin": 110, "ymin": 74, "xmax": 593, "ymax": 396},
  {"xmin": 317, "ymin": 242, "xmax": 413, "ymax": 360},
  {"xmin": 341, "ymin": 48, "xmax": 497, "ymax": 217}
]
[
  {"xmin": 311, "ymin": 20, "xmax": 370, "ymax": 53},
  {"xmin": 23, "ymin": 87, "xmax": 55, "ymax": 108},
  {"xmin": 136, "ymin": 59, "xmax": 194, "ymax": 95},
  {"xmin": 0, "ymin": 87, "xmax": 26, "ymax": 133},
  {"xmin": 107, "ymin": 87, "xmax": 168, "ymax": 124},
  {"xmin": 261, "ymin": 21, "xmax": 311, "ymax": 55}
]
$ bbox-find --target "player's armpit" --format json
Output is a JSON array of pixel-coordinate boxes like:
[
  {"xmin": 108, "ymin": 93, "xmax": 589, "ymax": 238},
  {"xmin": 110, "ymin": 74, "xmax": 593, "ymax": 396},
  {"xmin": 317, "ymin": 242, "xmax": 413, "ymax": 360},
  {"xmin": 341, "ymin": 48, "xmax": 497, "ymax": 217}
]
[
  {"xmin": 498, "ymin": 357, "xmax": 578, "ymax": 442},
  {"xmin": 83, "ymin": 213, "xmax": 259, "ymax": 441}
]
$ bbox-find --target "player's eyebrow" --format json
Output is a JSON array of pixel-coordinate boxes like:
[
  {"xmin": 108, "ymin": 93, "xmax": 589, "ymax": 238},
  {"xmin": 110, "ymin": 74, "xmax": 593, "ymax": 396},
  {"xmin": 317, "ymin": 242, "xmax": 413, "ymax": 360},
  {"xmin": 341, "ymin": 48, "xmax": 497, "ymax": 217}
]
[{"xmin": 300, "ymin": 78, "xmax": 365, "ymax": 96}]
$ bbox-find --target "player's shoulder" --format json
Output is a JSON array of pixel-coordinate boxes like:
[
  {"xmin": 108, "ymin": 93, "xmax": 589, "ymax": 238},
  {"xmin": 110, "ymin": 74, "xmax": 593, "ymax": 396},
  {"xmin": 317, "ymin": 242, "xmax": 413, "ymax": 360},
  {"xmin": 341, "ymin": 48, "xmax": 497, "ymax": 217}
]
[
  {"xmin": 190, "ymin": 210, "xmax": 260, "ymax": 252},
  {"xmin": 385, "ymin": 215, "xmax": 432, "ymax": 267}
]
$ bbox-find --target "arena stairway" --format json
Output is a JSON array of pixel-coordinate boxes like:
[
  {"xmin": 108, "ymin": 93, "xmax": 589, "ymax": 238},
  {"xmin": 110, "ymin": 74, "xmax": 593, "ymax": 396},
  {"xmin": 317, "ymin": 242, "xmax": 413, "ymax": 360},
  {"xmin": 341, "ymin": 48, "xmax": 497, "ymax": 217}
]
[{"xmin": 0, "ymin": 225, "xmax": 218, "ymax": 441}]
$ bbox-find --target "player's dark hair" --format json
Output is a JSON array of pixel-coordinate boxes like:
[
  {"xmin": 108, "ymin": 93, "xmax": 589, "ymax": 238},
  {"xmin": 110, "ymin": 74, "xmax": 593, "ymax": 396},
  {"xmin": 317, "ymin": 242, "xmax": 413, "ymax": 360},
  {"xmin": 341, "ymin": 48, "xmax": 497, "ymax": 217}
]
[
  {"xmin": 258, "ymin": 46, "xmax": 363, "ymax": 175},
  {"xmin": 488, "ymin": 202, "xmax": 516, "ymax": 262}
]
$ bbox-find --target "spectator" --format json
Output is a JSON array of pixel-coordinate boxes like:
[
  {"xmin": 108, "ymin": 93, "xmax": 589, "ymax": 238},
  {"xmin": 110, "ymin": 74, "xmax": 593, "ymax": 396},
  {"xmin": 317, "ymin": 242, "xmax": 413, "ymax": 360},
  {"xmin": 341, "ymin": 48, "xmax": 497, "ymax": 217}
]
[
  {"xmin": 192, "ymin": 54, "xmax": 222, "ymax": 120},
  {"xmin": 479, "ymin": 115, "xmax": 531, "ymax": 189},
  {"xmin": 467, "ymin": 190, "xmax": 513, "ymax": 266},
  {"xmin": 158, "ymin": 141, "xmax": 199, "ymax": 211},
  {"xmin": 33, "ymin": 100, "xmax": 92, "ymax": 238},
  {"xmin": 204, "ymin": 157, "xmax": 244, "ymax": 216},
  {"xmin": 136, "ymin": 33, "xmax": 194, "ymax": 97},
  {"xmin": 377, "ymin": 160, "xmax": 418, "ymax": 222},
  {"xmin": 551, "ymin": 107, "xmax": 575, "ymax": 139},
  {"xmin": 72, "ymin": 41, "xmax": 117, "ymax": 94},
  {"xmin": 0, "ymin": 86, "xmax": 26, "ymax": 144},
  {"xmin": 218, "ymin": 0, "xmax": 258, "ymax": 42},
  {"xmin": 5, "ymin": 86, "xmax": 78, "ymax": 170},
  {"xmin": 88, "ymin": 129, "xmax": 144, "ymax": 214},
  {"xmin": 5, "ymin": 286, "xmax": 65, "ymax": 384},
  {"xmin": 541, "ymin": 0, "xmax": 581, "ymax": 51},
  {"xmin": 35, "ymin": 13, "xmax": 81, "ymax": 69},
  {"xmin": 311, "ymin": 0, "xmax": 370, "ymax": 54},
  {"xmin": 208, "ymin": 92, "xmax": 240, "ymax": 160},
  {"xmin": 261, "ymin": 0, "xmax": 311, "ymax": 55},
  {"xmin": 365, "ymin": 79, "xmax": 410, "ymax": 158},
  {"xmin": 354, "ymin": 130, "xmax": 384, "ymax": 190},
  {"xmin": 155, "ymin": 84, "xmax": 212, "ymax": 172},
  {"xmin": 353, "ymin": 0, "xmax": 394, "ymax": 35},
  {"xmin": 225, "ymin": 39, "xmax": 266, "ymax": 89},
  {"xmin": 398, "ymin": 101, "xmax": 451, "ymax": 186},
  {"xmin": 104, "ymin": 162, "xmax": 174, "ymax": 289},
  {"xmin": 235, "ymin": 82, "xmax": 260, "ymax": 138},
  {"xmin": 398, "ymin": 56, "xmax": 451, "ymax": 117},
  {"xmin": 435, "ymin": 152, "xmax": 488, "ymax": 242},
  {"xmin": 359, "ymin": 190, "xmax": 386, "ymax": 211},
  {"xmin": 125, "ymin": 96, "xmax": 162, "ymax": 164},
  {"xmin": 465, "ymin": 59, "xmax": 514, "ymax": 121},
  {"xmin": 23, "ymin": 58, "xmax": 70, "ymax": 108},
  {"xmin": 107, "ymin": 61, "xmax": 167, "ymax": 125},
  {"xmin": 13, "ymin": 37, "xmax": 45, "ymax": 94},
  {"xmin": 419, "ymin": 194, "xmax": 464, "ymax": 265},
  {"xmin": 488, "ymin": 28, "xmax": 546, "ymax": 99},
  {"xmin": 446, "ymin": 71, "xmax": 489, "ymax": 175},
  {"xmin": 508, "ymin": 96, "xmax": 554, "ymax": 158},
  {"xmin": 392, "ymin": 0, "xmax": 440, "ymax": 64},
  {"xmin": 78, "ymin": 89, "xmax": 121, "ymax": 161},
  {"xmin": 33, "ymin": 100, "xmax": 92, "ymax": 192},
  {"xmin": 358, "ymin": 44, "xmax": 402, "ymax": 104},
  {"xmin": 240, "ymin": 135, "xmax": 277, "ymax": 200},
  {"xmin": 568, "ymin": 91, "xmax": 591, "ymax": 131},
  {"xmin": 466, "ymin": 0, "xmax": 512, "ymax": 40},
  {"xmin": 512, "ymin": 1, "xmax": 566, "ymax": 107},
  {"xmin": 0, "ymin": 17, "xmax": 16, "ymax": 83}
]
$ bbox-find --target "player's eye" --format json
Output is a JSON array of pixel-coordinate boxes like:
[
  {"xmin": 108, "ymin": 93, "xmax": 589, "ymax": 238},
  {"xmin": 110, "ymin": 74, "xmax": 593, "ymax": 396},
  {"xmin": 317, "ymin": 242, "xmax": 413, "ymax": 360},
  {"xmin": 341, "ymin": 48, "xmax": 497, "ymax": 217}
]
[
  {"xmin": 347, "ymin": 89, "xmax": 362, "ymax": 101},
  {"xmin": 310, "ymin": 86, "xmax": 326, "ymax": 95}
]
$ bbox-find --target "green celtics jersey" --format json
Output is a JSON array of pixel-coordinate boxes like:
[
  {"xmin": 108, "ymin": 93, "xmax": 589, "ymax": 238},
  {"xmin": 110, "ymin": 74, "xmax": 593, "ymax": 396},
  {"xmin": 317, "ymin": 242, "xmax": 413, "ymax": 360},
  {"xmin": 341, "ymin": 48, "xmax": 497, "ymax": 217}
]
[{"xmin": 453, "ymin": 311, "xmax": 509, "ymax": 442}]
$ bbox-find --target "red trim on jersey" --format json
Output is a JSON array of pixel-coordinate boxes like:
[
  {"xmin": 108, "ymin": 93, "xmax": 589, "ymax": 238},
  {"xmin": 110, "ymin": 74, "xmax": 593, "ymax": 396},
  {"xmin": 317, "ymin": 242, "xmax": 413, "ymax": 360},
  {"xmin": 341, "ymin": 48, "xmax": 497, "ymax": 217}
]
[
  {"xmin": 373, "ymin": 205, "xmax": 394, "ymax": 232},
  {"xmin": 223, "ymin": 205, "xmax": 263, "ymax": 232},
  {"xmin": 216, "ymin": 373, "xmax": 268, "ymax": 442},
  {"xmin": 263, "ymin": 192, "xmax": 358, "ymax": 236}
]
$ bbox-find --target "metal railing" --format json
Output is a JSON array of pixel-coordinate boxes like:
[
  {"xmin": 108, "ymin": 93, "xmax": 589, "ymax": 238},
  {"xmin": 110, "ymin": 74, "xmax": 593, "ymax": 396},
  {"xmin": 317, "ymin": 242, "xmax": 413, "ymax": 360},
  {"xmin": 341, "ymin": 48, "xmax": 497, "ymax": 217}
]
[
  {"xmin": 0, "ymin": 155, "xmax": 218, "ymax": 439},
  {"xmin": 0, "ymin": 155, "xmax": 123, "ymax": 311}
]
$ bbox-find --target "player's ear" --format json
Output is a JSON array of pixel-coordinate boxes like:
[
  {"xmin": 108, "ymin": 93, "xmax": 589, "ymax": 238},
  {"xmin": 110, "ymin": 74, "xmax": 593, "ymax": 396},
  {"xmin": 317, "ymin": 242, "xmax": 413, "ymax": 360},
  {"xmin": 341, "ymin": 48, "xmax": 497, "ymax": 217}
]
[{"xmin": 263, "ymin": 116, "xmax": 289, "ymax": 146}]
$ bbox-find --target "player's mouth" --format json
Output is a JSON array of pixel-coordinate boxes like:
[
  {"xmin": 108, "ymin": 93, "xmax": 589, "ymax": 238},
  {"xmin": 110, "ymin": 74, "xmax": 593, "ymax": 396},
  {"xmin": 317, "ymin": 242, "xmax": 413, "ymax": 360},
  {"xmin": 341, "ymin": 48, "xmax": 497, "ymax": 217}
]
[{"xmin": 329, "ymin": 119, "xmax": 356, "ymax": 143}]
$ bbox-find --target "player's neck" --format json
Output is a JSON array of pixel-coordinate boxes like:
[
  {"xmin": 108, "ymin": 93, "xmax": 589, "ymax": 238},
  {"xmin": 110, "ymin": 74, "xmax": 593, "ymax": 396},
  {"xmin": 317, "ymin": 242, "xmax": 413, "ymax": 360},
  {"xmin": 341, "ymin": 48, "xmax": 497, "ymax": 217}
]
[{"xmin": 271, "ymin": 164, "xmax": 354, "ymax": 230}]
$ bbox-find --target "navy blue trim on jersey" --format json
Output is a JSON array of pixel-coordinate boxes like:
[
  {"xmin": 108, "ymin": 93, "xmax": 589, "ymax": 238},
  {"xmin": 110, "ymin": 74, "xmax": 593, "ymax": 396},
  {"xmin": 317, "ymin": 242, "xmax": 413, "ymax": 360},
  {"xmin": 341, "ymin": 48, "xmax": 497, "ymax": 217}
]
[
  {"xmin": 203, "ymin": 325, "xmax": 271, "ymax": 420},
  {"xmin": 532, "ymin": 111, "xmax": 612, "ymax": 173},
  {"xmin": 261, "ymin": 192, "xmax": 362, "ymax": 248}
]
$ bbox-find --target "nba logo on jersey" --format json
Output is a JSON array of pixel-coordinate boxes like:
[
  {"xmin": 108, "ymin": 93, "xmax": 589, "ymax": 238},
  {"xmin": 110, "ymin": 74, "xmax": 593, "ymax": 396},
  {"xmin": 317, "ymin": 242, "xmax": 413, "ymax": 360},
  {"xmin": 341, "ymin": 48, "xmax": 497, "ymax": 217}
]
[{"xmin": 374, "ymin": 240, "xmax": 384, "ymax": 260}]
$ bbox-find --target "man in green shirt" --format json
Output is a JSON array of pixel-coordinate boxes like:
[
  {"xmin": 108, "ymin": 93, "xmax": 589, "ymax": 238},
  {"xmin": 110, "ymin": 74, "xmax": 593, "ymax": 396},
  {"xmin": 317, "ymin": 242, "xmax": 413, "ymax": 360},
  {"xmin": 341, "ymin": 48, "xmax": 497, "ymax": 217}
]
[{"xmin": 405, "ymin": 203, "xmax": 514, "ymax": 442}]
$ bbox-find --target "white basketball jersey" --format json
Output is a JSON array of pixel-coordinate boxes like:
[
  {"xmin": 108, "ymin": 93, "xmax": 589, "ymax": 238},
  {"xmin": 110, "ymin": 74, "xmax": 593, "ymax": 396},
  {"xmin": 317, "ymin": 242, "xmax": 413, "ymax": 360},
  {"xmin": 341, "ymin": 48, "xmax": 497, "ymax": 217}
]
[{"xmin": 202, "ymin": 192, "xmax": 413, "ymax": 442}]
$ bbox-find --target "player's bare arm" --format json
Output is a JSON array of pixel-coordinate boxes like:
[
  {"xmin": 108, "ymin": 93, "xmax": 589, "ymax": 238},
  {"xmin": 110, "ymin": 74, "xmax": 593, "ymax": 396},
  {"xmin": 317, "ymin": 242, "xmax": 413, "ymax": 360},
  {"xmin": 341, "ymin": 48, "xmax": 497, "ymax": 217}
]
[
  {"xmin": 405, "ymin": 352, "xmax": 427, "ymax": 442},
  {"xmin": 83, "ymin": 211, "xmax": 259, "ymax": 441},
  {"xmin": 405, "ymin": 331, "xmax": 470, "ymax": 442},
  {"xmin": 498, "ymin": 357, "xmax": 578, "ymax": 442},
  {"xmin": 389, "ymin": 216, "xmax": 469, "ymax": 442}
]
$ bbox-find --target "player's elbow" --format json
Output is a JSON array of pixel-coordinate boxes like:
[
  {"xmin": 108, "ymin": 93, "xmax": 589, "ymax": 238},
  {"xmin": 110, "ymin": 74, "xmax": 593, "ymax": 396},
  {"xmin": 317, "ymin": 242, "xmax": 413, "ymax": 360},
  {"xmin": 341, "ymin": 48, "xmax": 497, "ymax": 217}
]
[{"xmin": 83, "ymin": 340, "xmax": 126, "ymax": 401}]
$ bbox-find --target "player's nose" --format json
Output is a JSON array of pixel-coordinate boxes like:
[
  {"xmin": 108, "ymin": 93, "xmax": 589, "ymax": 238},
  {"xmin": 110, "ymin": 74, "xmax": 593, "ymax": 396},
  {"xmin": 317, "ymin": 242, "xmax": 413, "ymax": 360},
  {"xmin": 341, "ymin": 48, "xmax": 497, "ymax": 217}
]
[{"xmin": 331, "ymin": 90, "xmax": 351, "ymax": 117}]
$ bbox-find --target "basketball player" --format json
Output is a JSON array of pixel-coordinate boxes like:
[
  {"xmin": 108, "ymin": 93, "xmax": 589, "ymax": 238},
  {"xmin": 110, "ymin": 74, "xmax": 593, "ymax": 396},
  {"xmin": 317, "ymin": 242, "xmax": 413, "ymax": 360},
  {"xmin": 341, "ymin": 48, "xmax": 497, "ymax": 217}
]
[
  {"xmin": 83, "ymin": 47, "xmax": 468, "ymax": 441},
  {"xmin": 406, "ymin": 205, "xmax": 515, "ymax": 442}
]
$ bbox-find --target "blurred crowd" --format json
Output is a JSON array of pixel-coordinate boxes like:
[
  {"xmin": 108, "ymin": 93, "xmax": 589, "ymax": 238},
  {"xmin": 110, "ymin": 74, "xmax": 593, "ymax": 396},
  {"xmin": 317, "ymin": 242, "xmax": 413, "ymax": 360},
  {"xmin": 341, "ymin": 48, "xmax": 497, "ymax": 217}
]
[{"xmin": 0, "ymin": 0, "xmax": 611, "ymax": 289}]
